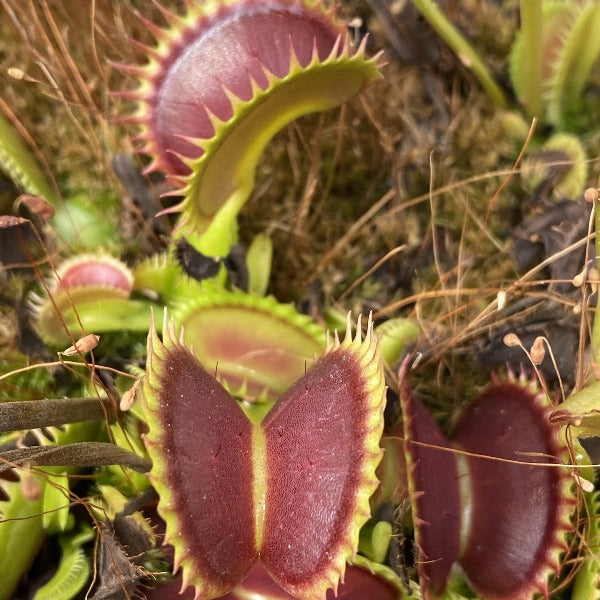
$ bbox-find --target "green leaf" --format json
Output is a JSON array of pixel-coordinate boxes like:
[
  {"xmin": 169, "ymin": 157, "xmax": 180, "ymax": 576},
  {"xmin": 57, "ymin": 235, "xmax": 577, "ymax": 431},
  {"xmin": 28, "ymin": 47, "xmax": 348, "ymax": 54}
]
[
  {"xmin": 358, "ymin": 519, "xmax": 393, "ymax": 564},
  {"xmin": 0, "ymin": 111, "xmax": 58, "ymax": 204},
  {"xmin": 246, "ymin": 233, "xmax": 273, "ymax": 296},
  {"xmin": 410, "ymin": 0, "xmax": 507, "ymax": 108},
  {"xmin": 375, "ymin": 318, "xmax": 421, "ymax": 366},
  {"xmin": 547, "ymin": 2, "xmax": 600, "ymax": 128},
  {"xmin": 0, "ymin": 473, "xmax": 45, "ymax": 600},
  {"xmin": 571, "ymin": 491, "xmax": 600, "ymax": 600},
  {"xmin": 42, "ymin": 471, "xmax": 70, "ymax": 533}
]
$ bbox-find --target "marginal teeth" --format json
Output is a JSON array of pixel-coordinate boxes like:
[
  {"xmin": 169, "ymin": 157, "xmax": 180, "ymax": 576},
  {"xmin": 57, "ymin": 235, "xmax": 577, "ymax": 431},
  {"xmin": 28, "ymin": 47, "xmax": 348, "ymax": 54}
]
[
  {"xmin": 152, "ymin": 1, "xmax": 186, "ymax": 28},
  {"xmin": 109, "ymin": 62, "xmax": 147, "ymax": 78},
  {"xmin": 133, "ymin": 9, "xmax": 168, "ymax": 41}
]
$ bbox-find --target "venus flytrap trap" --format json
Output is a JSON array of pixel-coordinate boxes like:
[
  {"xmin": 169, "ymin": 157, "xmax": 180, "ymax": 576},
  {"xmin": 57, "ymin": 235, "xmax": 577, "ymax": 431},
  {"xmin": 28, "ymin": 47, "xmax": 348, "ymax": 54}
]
[
  {"xmin": 397, "ymin": 362, "xmax": 576, "ymax": 600},
  {"xmin": 520, "ymin": 133, "xmax": 589, "ymax": 202},
  {"xmin": 171, "ymin": 284, "xmax": 326, "ymax": 403},
  {"xmin": 510, "ymin": 0, "xmax": 600, "ymax": 131},
  {"xmin": 142, "ymin": 312, "xmax": 386, "ymax": 599},
  {"xmin": 374, "ymin": 317, "xmax": 422, "ymax": 368},
  {"xmin": 117, "ymin": 0, "xmax": 382, "ymax": 258},
  {"xmin": 137, "ymin": 309, "xmax": 422, "ymax": 598},
  {"xmin": 30, "ymin": 252, "xmax": 167, "ymax": 347},
  {"xmin": 31, "ymin": 527, "xmax": 94, "ymax": 600},
  {"xmin": 31, "ymin": 253, "xmax": 153, "ymax": 346}
]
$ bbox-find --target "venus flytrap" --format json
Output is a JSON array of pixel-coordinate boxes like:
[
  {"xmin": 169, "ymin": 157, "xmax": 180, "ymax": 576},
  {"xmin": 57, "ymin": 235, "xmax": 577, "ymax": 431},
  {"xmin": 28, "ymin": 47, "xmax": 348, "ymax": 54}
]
[
  {"xmin": 141, "ymin": 312, "xmax": 386, "ymax": 599},
  {"xmin": 357, "ymin": 519, "xmax": 394, "ymax": 565},
  {"xmin": 398, "ymin": 362, "xmax": 576, "ymax": 600},
  {"xmin": 374, "ymin": 317, "xmax": 422, "ymax": 367},
  {"xmin": 4, "ymin": 1, "xmax": 406, "ymax": 597},
  {"xmin": 30, "ymin": 253, "xmax": 161, "ymax": 346},
  {"xmin": 117, "ymin": 0, "xmax": 382, "ymax": 258},
  {"xmin": 520, "ymin": 132, "xmax": 589, "ymax": 201}
]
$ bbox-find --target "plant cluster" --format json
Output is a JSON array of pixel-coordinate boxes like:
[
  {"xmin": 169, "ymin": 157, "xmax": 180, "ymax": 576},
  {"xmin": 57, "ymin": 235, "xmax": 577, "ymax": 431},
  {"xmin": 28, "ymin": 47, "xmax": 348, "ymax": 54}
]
[{"xmin": 0, "ymin": 1, "xmax": 599, "ymax": 600}]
